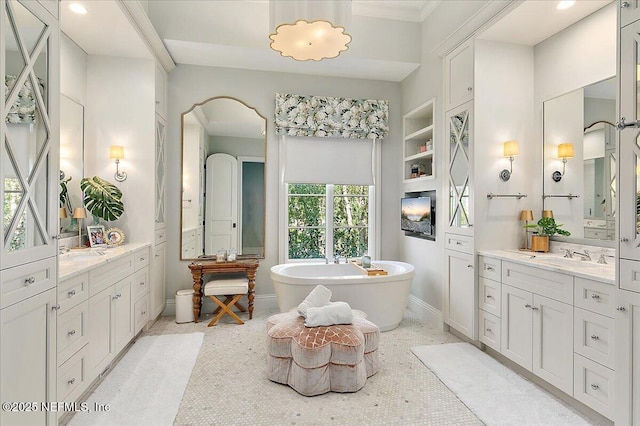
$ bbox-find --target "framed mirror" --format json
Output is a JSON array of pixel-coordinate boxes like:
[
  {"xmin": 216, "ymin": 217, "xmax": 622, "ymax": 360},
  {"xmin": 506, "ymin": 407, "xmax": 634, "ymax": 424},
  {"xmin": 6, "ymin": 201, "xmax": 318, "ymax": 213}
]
[
  {"xmin": 180, "ymin": 97, "xmax": 266, "ymax": 260},
  {"xmin": 543, "ymin": 76, "xmax": 616, "ymax": 244},
  {"xmin": 59, "ymin": 95, "xmax": 84, "ymax": 237}
]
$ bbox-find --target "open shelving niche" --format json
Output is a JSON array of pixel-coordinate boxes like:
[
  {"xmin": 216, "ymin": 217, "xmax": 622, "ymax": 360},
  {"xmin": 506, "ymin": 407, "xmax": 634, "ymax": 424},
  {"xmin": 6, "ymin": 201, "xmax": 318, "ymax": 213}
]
[{"xmin": 403, "ymin": 98, "xmax": 435, "ymax": 183}]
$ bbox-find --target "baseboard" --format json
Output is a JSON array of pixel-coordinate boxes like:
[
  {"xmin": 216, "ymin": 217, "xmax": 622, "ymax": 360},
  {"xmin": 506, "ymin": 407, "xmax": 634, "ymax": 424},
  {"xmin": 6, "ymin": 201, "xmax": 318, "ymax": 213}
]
[
  {"xmin": 407, "ymin": 294, "xmax": 445, "ymax": 330},
  {"xmin": 162, "ymin": 294, "xmax": 279, "ymax": 318}
]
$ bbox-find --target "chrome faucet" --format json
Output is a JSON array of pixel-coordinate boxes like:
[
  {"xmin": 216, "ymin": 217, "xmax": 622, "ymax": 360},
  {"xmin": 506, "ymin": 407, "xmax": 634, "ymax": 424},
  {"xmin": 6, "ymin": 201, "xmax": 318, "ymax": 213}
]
[
  {"xmin": 563, "ymin": 248, "xmax": 573, "ymax": 258},
  {"xmin": 334, "ymin": 255, "xmax": 340, "ymax": 264},
  {"xmin": 59, "ymin": 246, "xmax": 70, "ymax": 255},
  {"xmin": 572, "ymin": 250, "xmax": 591, "ymax": 261},
  {"xmin": 597, "ymin": 253, "xmax": 615, "ymax": 265}
]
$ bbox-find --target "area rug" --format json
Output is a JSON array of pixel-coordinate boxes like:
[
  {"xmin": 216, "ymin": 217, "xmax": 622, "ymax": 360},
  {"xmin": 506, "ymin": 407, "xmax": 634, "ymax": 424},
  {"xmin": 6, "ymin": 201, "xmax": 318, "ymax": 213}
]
[
  {"xmin": 69, "ymin": 332, "xmax": 204, "ymax": 426},
  {"xmin": 411, "ymin": 342, "xmax": 595, "ymax": 426}
]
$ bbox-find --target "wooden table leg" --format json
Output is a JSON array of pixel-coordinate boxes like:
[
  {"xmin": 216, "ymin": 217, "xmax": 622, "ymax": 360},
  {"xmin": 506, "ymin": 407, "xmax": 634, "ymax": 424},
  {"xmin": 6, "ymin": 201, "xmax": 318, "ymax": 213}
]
[
  {"xmin": 247, "ymin": 269, "xmax": 256, "ymax": 320},
  {"xmin": 192, "ymin": 270, "xmax": 202, "ymax": 323}
]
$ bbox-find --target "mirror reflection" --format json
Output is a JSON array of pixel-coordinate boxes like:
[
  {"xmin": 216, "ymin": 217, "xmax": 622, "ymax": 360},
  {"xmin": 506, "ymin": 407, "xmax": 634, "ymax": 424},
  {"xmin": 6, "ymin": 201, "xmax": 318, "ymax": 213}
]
[
  {"xmin": 543, "ymin": 77, "xmax": 616, "ymax": 241},
  {"xmin": 181, "ymin": 97, "xmax": 266, "ymax": 260},
  {"xmin": 59, "ymin": 95, "xmax": 84, "ymax": 236}
]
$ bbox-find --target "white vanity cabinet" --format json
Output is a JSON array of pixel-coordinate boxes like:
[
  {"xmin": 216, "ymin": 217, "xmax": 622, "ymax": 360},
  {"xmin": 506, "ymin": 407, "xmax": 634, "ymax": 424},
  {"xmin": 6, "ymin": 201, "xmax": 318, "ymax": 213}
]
[
  {"xmin": 615, "ymin": 289, "xmax": 640, "ymax": 425},
  {"xmin": 444, "ymin": 235, "xmax": 476, "ymax": 340},
  {"xmin": 478, "ymin": 256, "xmax": 501, "ymax": 351},
  {"xmin": 501, "ymin": 261, "xmax": 574, "ymax": 395}
]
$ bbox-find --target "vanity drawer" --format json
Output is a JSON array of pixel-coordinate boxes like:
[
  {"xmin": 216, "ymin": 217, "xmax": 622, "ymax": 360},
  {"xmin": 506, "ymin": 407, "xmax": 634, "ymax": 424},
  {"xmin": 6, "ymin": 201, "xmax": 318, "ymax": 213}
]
[
  {"xmin": 57, "ymin": 345, "xmax": 89, "ymax": 404},
  {"xmin": 133, "ymin": 247, "xmax": 150, "ymax": 271},
  {"xmin": 89, "ymin": 254, "xmax": 134, "ymax": 296},
  {"xmin": 132, "ymin": 268, "xmax": 149, "ymax": 301},
  {"xmin": 574, "ymin": 307, "xmax": 615, "ymax": 369},
  {"xmin": 574, "ymin": 277, "xmax": 615, "ymax": 318},
  {"xmin": 574, "ymin": 353, "xmax": 615, "ymax": 420},
  {"xmin": 0, "ymin": 257, "xmax": 56, "ymax": 309},
  {"xmin": 445, "ymin": 233, "xmax": 473, "ymax": 254},
  {"xmin": 155, "ymin": 228, "xmax": 167, "ymax": 245},
  {"xmin": 58, "ymin": 273, "xmax": 89, "ymax": 314},
  {"xmin": 502, "ymin": 261, "xmax": 573, "ymax": 305},
  {"xmin": 57, "ymin": 301, "xmax": 89, "ymax": 363},
  {"xmin": 134, "ymin": 294, "xmax": 149, "ymax": 335},
  {"xmin": 478, "ymin": 277, "xmax": 501, "ymax": 317},
  {"xmin": 478, "ymin": 310, "xmax": 501, "ymax": 352},
  {"xmin": 620, "ymin": 259, "xmax": 640, "ymax": 294},
  {"xmin": 478, "ymin": 255, "xmax": 501, "ymax": 281}
]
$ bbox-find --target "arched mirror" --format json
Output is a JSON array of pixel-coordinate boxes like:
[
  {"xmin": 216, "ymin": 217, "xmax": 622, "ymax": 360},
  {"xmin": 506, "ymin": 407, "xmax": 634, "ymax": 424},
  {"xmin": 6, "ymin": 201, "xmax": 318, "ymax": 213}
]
[{"xmin": 180, "ymin": 97, "xmax": 266, "ymax": 260}]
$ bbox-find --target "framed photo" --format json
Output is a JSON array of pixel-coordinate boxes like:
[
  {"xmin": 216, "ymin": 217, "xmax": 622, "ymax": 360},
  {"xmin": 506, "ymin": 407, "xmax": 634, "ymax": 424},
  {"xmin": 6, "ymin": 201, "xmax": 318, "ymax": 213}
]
[
  {"xmin": 105, "ymin": 228, "xmax": 125, "ymax": 246},
  {"xmin": 87, "ymin": 225, "xmax": 107, "ymax": 247}
]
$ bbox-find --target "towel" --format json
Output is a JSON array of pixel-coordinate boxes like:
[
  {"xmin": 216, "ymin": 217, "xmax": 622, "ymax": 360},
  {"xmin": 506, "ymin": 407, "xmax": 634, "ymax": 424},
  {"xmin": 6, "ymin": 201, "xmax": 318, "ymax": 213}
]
[
  {"xmin": 297, "ymin": 285, "xmax": 332, "ymax": 318},
  {"xmin": 304, "ymin": 301, "xmax": 354, "ymax": 327}
]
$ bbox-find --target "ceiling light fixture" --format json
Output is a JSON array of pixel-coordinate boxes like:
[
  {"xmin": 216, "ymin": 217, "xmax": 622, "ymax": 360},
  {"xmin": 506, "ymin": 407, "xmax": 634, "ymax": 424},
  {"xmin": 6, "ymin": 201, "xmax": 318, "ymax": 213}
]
[
  {"xmin": 69, "ymin": 3, "xmax": 88, "ymax": 14},
  {"xmin": 556, "ymin": 1, "xmax": 575, "ymax": 10},
  {"xmin": 269, "ymin": 0, "xmax": 352, "ymax": 61}
]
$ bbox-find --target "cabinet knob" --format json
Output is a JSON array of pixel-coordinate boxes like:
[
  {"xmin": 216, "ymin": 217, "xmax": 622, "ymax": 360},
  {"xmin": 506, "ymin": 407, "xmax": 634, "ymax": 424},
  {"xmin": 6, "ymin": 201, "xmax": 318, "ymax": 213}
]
[
  {"xmin": 68, "ymin": 378, "xmax": 76, "ymax": 385},
  {"xmin": 525, "ymin": 304, "xmax": 532, "ymax": 308},
  {"xmin": 140, "ymin": 257, "xmax": 146, "ymax": 262},
  {"xmin": 590, "ymin": 384, "xmax": 599, "ymax": 390},
  {"xmin": 141, "ymin": 311, "xmax": 146, "ymax": 315},
  {"xmin": 467, "ymin": 264, "xmax": 473, "ymax": 268},
  {"xmin": 590, "ymin": 293, "xmax": 600, "ymax": 299},
  {"xmin": 590, "ymin": 335, "xmax": 599, "ymax": 341},
  {"xmin": 52, "ymin": 304, "xmax": 61, "ymax": 311},
  {"xmin": 486, "ymin": 266, "xmax": 494, "ymax": 271},
  {"xmin": 621, "ymin": 1, "xmax": 630, "ymax": 8},
  {"xmin": 467, "ymin": 87, "xmax": 473, "ymax": 92},
  {"xmin": 155, "ymin": 254, "xmax": 160, "ymax": 258},
  {"xmin": 456, "ymin": 241, "xmax": 462, "ymax": 245},
  {"xmin": 486, "ymin": 328, "xmax": 492, "ymax": 333},
  {"xmin": 620, "ymin": 237, "xmax": 629, "ymax": 242},
  {"xmin": 140, "ymin": 282, "xmax": 145, "ymax": 286},
  {"xmin": 617, "ymin": 306, "xmax": 627, "ymax": 312},
  {"xmin": 68, "ymin": 329, "xmax": 76, "ymax": 336},
  {"xmin": 486, "ymin": 294, "xmax": 494, "ymax": 299},
  {"xmin": 68, "ymin": 290, "xmax": 76, "ymax": 297},
  {"xmin": 531, "ymin": 306, "xmax": 539, "ymax": 310},
  {"xmin": 24, "ymin": 276, "xmax": 36, "ymax": 285}
]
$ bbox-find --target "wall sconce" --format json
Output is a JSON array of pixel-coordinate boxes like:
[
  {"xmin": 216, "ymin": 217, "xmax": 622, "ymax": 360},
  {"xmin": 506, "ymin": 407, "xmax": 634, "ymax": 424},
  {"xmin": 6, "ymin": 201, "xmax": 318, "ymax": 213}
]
[
  {"xmin": 499, "ymin": 141, "xmax": 519, "ymax": 181},
  {"xmin": 72, "ymin": 207, "xmax": 87, "ymax": 249},
  {"xmin": 109, "ymin": 145, "xmax": 127, "ymax": 182},
  {"xmin": 519, "ymin": 209, "xmax": 534, "ymax": 251},
  {"xmin": 552, "ymin": 143, "xmax": 574, "ymax": 182}
]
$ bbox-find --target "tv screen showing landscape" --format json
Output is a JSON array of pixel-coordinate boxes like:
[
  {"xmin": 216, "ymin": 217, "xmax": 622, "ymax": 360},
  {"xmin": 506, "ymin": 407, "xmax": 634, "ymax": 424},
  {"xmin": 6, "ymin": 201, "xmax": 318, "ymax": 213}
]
[{"xmin": 401, "ymin": 197, "xmax": 432, "ymax": 235}]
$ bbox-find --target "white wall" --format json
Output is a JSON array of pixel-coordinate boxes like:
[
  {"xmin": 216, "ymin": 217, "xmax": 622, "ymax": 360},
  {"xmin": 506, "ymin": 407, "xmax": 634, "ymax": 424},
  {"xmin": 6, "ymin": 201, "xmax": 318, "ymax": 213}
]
[
  {"xmin": 60, "ymin": 34, "xmax": 87, "ymax": 106},
  {"xmin": 85, "ymin": 56, "xmax": 155, "ymax": 246},
  {"xmin": 166, "ymin": 65, "xmax": 402, "ymax": 301},
  {"xmin": 474, "ymin": 40, "xmax": 535, "ymax": 251}
]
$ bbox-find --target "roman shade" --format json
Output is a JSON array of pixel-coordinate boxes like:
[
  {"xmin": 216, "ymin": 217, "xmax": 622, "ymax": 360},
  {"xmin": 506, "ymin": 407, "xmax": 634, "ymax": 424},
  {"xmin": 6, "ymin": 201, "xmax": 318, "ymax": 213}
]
[{"xmin": 275, "ymin": 93, "xmax": 388, "ymax": 139}]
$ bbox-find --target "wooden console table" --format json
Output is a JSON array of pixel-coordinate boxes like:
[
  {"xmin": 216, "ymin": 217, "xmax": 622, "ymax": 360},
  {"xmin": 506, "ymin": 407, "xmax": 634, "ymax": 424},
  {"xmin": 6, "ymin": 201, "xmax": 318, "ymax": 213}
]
[{"xmin": 188, "ymin": 259, "xmax": 259, "ymax": 323}]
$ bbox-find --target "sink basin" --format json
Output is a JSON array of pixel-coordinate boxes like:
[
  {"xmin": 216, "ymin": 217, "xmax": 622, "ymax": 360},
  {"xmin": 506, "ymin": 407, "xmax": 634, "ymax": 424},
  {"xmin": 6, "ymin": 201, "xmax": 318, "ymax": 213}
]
[
  {"xmin": 61, "ymin": 250, "xmax": 106, "ymax": 260},
  {"xmin": 533, "ymin": 256, "xmax": 603, "ymax": 269}
]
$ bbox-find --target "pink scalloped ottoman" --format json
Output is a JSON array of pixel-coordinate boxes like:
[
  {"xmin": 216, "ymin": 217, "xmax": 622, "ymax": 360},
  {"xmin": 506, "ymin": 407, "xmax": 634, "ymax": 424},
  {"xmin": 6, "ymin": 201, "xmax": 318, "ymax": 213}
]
[{"xmin": 266, "ymin": 310, "xmax": 380, "ymax": 396}]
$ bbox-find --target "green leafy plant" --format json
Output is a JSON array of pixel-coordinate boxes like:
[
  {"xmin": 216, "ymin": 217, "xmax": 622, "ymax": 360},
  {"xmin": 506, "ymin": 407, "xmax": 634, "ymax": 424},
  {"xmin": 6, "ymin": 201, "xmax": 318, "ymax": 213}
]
[
  {"xmin": 524, "ymin": 217, "xmax": 571, "ymax": 237},
  {"xmin": 80, "ymin": 176, "xmax": 124, "ymax": 222},
  {"xmin": 59, "ymin": 176, "xmax": 72, "ymax": 213}
]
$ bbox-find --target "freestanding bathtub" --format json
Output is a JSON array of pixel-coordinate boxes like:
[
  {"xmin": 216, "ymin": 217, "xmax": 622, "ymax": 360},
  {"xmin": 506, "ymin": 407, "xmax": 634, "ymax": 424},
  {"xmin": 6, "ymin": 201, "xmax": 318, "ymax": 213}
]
[{"xmin": 270, "ymin": 261, "xmax": 415, "ymax": 331}]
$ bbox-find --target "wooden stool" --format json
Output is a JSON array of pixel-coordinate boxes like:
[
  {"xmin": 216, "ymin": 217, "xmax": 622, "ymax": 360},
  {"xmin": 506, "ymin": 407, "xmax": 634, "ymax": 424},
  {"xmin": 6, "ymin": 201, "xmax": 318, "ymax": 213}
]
[{"xmin": 203, "ymin": 278, "xmax": 249, "ymax": 326}]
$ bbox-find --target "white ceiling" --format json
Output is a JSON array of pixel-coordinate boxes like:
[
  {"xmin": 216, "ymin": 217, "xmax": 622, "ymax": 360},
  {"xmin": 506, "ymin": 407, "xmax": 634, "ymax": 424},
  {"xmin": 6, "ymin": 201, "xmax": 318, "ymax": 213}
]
[
  {"xmin": 60, "ymin": 0, "xmax": 615, "ymax": 82},
  {"xmin": 478, "ymin": 0, "xmax": 613, "ymax": 46}
]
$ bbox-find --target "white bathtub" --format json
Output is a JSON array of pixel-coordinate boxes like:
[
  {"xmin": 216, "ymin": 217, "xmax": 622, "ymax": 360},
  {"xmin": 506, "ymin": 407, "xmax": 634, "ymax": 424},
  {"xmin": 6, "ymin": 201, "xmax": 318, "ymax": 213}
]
[{"xmin": 270, "ymin": 261, "xmax": 415, "ymax": 331}]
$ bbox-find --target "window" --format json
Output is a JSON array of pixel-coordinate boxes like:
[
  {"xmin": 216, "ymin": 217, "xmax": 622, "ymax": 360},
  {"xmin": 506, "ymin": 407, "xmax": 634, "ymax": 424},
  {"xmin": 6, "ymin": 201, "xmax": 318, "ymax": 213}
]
[{"xmin": 287, "ymin": 183, "xmax": 371, "ymax": 260}]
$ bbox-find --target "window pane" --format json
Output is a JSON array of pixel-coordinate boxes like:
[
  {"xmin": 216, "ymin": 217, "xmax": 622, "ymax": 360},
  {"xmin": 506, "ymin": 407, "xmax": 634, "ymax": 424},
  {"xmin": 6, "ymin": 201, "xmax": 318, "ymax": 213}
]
[
  {"xmin": 288, "ymin": 183, "xmax": 325, "ymax": 195},
  {"xmin": 334, "ymin": 185, "xmax": 368, "ymax": 196},
  {"xmin": 334, "ymin": 196, "xmax": 368, "ymax": 226},
  {"xmin": 334, "ymin": 227, "xmax": 368, "ymax": 258},
  {"xmin": 288, "ymin": 196, "xmax": 325, "ymax": 227},
  {"xmin": 288, "ymin": 228, "xmax": 325, "ymax": 259}
]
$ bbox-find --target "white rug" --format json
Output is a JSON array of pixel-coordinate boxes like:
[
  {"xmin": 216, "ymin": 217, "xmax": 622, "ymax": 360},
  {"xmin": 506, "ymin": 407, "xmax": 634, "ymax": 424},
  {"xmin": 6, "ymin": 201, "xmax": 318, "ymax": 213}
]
[
  {"xmin": 69, "ymin": 332, "xmax": 204, "ymax": 426},
  {"xmin": 411, "ymin": 342, "xmax": 595, "ymax": 426}
]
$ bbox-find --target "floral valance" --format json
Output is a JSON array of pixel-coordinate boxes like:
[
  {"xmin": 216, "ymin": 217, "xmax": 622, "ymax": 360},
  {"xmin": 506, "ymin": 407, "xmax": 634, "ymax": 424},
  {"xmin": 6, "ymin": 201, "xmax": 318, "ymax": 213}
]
[
  {"xmin": 275, "ymin": 93, "xmax": 389, "ymax": 139},
  {"xmin": 5, "ymin": 74, "xmax": 45, "ymax": 124}
]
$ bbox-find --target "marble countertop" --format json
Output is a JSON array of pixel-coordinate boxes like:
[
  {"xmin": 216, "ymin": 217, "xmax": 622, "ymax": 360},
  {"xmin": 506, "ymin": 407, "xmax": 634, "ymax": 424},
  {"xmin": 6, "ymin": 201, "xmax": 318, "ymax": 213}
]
[
  {"xmin": 59, "ymin": 243, "xmax": 150, "ymax": 281},
  {"xmin": 478, "ymin": 249, "xmax": 615, "ymax": 285}
]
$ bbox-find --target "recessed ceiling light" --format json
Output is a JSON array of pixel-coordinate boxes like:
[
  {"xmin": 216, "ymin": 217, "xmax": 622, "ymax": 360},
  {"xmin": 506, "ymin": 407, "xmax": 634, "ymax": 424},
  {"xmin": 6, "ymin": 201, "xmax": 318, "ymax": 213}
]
[
  {"xmin": 556, "ymin": 1, "xmax": 575, "ymax": 10},
  {"xmin": 69, "ymin": 3, "xmax": 87, "ymax": 14}
]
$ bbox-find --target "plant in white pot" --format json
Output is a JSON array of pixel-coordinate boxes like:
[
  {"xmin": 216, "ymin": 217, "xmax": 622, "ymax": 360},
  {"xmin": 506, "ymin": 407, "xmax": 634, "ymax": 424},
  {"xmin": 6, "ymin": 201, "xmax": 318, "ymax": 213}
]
[
  {"xmin": 80, "ymin": 176, "xmax": 124, "ymax": 225},
  {"xmin": 524, "ymin": 217, "xmax": 570, "ymax": 252}
]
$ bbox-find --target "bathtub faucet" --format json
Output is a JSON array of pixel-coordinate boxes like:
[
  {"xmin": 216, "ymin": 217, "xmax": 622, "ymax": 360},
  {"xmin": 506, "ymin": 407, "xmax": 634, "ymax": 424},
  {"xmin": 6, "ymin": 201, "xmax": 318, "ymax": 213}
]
[{"xmin": 334, "ymin": 255, "xmax": 341, "ymax": 264}]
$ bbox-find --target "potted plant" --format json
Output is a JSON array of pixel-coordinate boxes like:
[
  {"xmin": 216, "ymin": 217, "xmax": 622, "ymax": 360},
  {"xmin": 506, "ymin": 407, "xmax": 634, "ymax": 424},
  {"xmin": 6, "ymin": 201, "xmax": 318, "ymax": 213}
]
[
  {"xmin": 80, "ymin": 176, "xmax": 124, "ymax": 224},
  {"xmin": 524, "ymin": 217, "xmax": 570, "ymax": 252}
]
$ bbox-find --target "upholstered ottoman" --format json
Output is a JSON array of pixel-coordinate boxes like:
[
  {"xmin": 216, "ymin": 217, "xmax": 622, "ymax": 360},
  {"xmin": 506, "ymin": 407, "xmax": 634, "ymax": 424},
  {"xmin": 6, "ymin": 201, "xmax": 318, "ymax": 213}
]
[{"xmin": 266, "ymin": 310, "xmax": 380, "ymax": 396}]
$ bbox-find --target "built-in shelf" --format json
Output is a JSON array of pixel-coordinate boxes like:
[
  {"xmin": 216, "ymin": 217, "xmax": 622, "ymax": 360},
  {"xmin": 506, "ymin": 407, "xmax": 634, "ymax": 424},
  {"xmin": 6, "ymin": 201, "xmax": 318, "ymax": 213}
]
[{"xmin": 403, "ymin": 98, "xmax": 436, "ymax": 182}]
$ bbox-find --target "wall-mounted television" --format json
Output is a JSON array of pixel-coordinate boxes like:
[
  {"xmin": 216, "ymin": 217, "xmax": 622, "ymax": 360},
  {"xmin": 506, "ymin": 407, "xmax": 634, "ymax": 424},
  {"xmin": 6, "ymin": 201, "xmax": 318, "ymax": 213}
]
[{"xmin": 401, "ymin": 192, "xmax": 435, "ymax": 240}]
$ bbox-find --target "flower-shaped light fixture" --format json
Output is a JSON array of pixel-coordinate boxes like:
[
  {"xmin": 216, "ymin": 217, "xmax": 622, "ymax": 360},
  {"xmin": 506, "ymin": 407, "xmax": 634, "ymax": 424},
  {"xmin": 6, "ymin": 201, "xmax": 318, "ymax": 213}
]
[{"xmin": 269, "ymin": 0, "xmax": 352, "ymax": 61}]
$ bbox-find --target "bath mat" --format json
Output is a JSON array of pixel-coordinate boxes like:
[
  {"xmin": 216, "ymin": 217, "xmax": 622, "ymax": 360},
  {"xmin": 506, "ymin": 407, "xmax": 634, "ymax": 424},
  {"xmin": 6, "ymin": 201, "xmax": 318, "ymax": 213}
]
[
  {"xmin": 69, "ymin": 332, "xmax": 203, "ymax": 426},
  {"xmin": 411, "ymin": 342, "xmax": 595, "ymax": 425}
]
